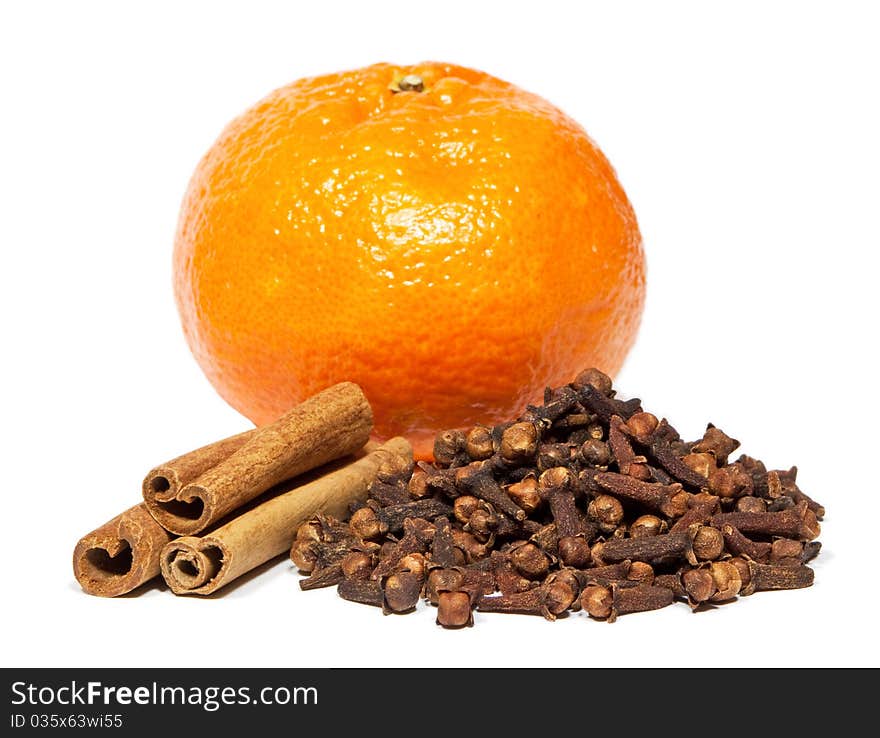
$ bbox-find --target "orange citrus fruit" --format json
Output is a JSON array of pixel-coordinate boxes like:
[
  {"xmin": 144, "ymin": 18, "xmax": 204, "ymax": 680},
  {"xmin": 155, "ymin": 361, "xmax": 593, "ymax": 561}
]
[{"xmin": 173, "ymin": 62, "xmax": 645, "ymax": 459}]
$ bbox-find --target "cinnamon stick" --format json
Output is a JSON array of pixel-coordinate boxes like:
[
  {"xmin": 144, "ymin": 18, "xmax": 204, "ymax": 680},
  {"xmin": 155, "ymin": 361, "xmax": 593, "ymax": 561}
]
[
  {"xmin": 73, "ymin": 503, "xmax": 172, "ymax": 597},
  {"xmin": 160, "ymin": 437, "xmax": 411, "ymax": 595},
  {"xmin": 143, "ymin": 382, "xmax": 373, "ymax": 535},
  {"xmin": 142, "ymin": 430, "xmax": 255, "ymax": 514}
]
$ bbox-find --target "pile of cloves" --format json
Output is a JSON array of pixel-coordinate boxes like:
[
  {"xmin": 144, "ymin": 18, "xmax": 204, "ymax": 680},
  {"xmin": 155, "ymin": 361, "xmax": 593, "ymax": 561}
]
[{"xmin": 292, "ymin": 368, "xmax": 824, "ymax": 627}]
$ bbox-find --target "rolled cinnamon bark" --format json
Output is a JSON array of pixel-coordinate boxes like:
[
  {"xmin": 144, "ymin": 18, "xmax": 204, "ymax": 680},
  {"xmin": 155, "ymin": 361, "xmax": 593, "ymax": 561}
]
[
  {"xmin": 143, "ymin": 382, "xmax": 373, "ymax": 535},
  {"xmin": 73, "ymin": 503, "xmax": 173, "ymax": 597},
  {"xmin": 142, "ymin": 429, "xmax": 255, "ymax": 512},
  {"xmin": 160, "ymin": 437, "xmax": 411, "ymax": 595}
]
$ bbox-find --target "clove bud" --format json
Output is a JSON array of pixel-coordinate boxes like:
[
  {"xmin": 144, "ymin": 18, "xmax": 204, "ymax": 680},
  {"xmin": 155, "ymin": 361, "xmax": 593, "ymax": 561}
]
[
  {"xmin": 296, "ymin": 368, "xmax": 825, "ymax": 628},
  {"xmin": 437, "ymin": 590, "xmax": 474, "ymax": 628}
]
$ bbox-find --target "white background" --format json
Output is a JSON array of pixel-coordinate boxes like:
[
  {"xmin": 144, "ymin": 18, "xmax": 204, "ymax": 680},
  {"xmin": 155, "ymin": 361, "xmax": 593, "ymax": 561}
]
[{"xmin": 2, "ymin": 0, "xmax": 878, "ymax": 668}]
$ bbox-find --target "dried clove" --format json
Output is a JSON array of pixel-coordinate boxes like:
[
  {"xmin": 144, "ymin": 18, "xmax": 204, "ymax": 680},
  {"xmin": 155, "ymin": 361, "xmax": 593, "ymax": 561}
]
[
  {"xmin": 499, "ymin": 422, "xmax": 540, "ymax": 466},
  {"xmin": 453, "ymin": 496, "xmax": 481, "ymax": 524},
  {"xmin": 298, "ymin": 563, "xmax": 344, "ymax": 590},
  {"xmin": 743, "ymin": 562, "xmax": 814, "ymax": 595},
  {"xmin": 296, "ymin": 368, "xmax": 825, "ymax": 627},
  {"xmin": 646, "ymin": 440, "xmax": 709, "ymax": 489},
  {"xmin": 465, "ymin": 506, "xmax": 498, "ymax": 540},
  {"xmin": 337, "ymin": 578, "xmax": 384, "ymax": 608},
  {"xmin": 537, "ymin": 443, "xmax": 573, "ymax": 471},
  {"xmin": 477, "ymin": 586, "xmax": 554, "ymax": 620},
  {"xmin": 682, "ymin": 567, "xmax": 715, "ymax": 607},
  {"xmin": 423, "ymin": 465, "xmax": 459, "ymax": 497},
  {"xmin": 654, "ymin": 572, "xmax": 688, "ymax": 600},
  {"xmin": 624, "ymin": 411, "xmax": 660, "ymax": 443},
  {"xmin": 479, "ymin": 576, "xmax": 575, "ymax": 621},
  {"xmin": 579, "ymin": 382, "xmax": 642, "ymax": 424},
  {"xmin": 712, "ymin": 501, "xmax": 820, "ymax": 541},
  {"xmin": 546, "ymin": 569, "xmax": 582, "ymax": 607},
  {"xmin": 594, "ymin": 472, "xmax": 689, "ymax": 518},
  {"xmin": 598, "ymin": 531, "xmax": 696, "ymax": 566},
  {"xmin": 627, "ymin": 561, "xmax": 654, "ymax": 584},
  {"xmin": 708, "ymin": 561, "xmax": 742, "ymax": 601},
  {"xmin": 681, "ymin": 561, "xmax": 743, "ymax": 607},
  {"xmin": 610, "ymin": 583, "xmax": 674, "ymax": 621},
  {"xmin": 431, "ymin": 516, "xmax": 457, "ymax": 568},
  {"xmin": 608, "ymin": 416, "xmax": 644, "ymax": 476},
  {"xmin": 720, "ymin": 523, "xmax": 772, "ymax": 562},
  {"xmin": 505, "ymin": 477, "xmax": 542, "ymax": 515},
  {"xmin": 451, "ymin": 529, "xmax": 491, "ymax": 563},
  {"xmin": 456, "ymin": 462, "xmax": 526, "ymax": 521},
  {"xmin": 629, "ymin": 514, "xmax": 666, "ymax": 538},
  {"xmin": 574, "ymin": 561, "xmax": 633, "ymax": 587},
  {"xmin": 368, "ymin": 480, "xmax": 411, "ymax": 507},
  {"xmin": 770, "ymin": 538, "xmax": 804, "ymax": 563},
  {"xmin": 398, "ymin": 553, "xmax": 427, "ymax": 578},
  {"xmin": 708, "ymin": 464, "xmax": 754, "ymax": 499},
  {"xmin": 573, "ymin": 368, "xmax": 614, "ymax": 396},
  {"xmin": 510, "ymin": 542, "xmax": 551, "ymax": 580},
  {"xmin": 437, "ymin": 590, "xmax": 474, "ymax": 628},
  {"xmin": 582, "ymin": 583, "xmax": 673, "ymax": 622},
  {"xmin": 557, "ymin": 535, "xmax": 591, "ymax": 568},
  {"xmin": 341, "ymin": 551, "xmax": 374, "ymax": 581},
  {"xmin": 434, "ymin": 429, "xmax": 468, "ymax": 468},
  {"xmin": 682, "ymin": 452, "xmax": 717, "ymax": 480},
  {"xmin": 425, "ymin": 568, "xmax": 464, "ymax": 605},
  {"xmin": 727, "ymin": 557, "xmax": 752, "ymax": 592},
  {"xmin": 348, "ymin": 506, "xmax": 387, "ymax": 540},
  {"xmin": 370, "ymin": 520, "xmax": 428, "ymax": 580},
  {"xmin": 737, "ymin": 455, "xmax": 770, "ymax": 498},
  {"xmin": 383, "ymin": 571, "xmax": 422, "ymax": 613},
  {"xmin": 587, "ymin": 494, "xmax": 625, "ymax": 534},
  {"xmin": 521, "ymin": 387, "xmax": 578, "ymax": 428},
  {"xmin": 528, "ymin": 523, "xmax": 560, "ymax": 556},
  {"xmin": 492, "ymin": 551, "xmax": 536, "ymax": 595},
  {"xmin": 381, "ymin": 499, "xmax": 455, "ymax": 532},
  {"xmin": 542, "ymin": 466, "xmax": 592, "ymax": 540},
  {"xmin": 465, "ymin": 425, "xmax": 495, "ymax": 461},
  {"xmin": 580, "ymin": 437, "xmax": 612, "ymax": 467},
  {"xmin": 669, "ymin": 493, "xmax": 719, "ymax": 534},
  {"xmin": 735, "ymin": 496, "xmax": 768, "ymax": 514},
  {"xmin": 692, "ymin": 424, "xmax": 740, "ymax": 466},
  {"xmin": 691, "ymin": 526, "xmax": 725, "ymax": 561},
  {"xmin": 407, "ymin": 470, "xmax": 431, "ymax": 500},
  {"xmin": 580, "ymin": 584, "xmax": 613, "ymax": 619}
]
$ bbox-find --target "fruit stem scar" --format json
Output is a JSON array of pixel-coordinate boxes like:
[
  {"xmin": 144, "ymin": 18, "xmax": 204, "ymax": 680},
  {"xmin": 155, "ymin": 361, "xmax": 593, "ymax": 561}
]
[{"xmin": 394, "ymin": 74, "xmax": 425, "ymax": 93}]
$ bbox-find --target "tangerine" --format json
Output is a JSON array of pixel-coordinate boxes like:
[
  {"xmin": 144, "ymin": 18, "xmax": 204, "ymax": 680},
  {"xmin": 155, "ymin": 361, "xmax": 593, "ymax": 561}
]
[{"xmin": 173, "ymin": 62, "xmax": 645, "ymax": 458}]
